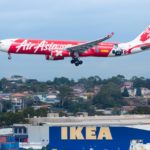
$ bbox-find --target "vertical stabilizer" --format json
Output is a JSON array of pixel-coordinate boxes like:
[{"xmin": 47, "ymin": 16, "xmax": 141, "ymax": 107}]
[{"xmin": 134, "ymin": 25, "xmax": 150, "ymax": 43}]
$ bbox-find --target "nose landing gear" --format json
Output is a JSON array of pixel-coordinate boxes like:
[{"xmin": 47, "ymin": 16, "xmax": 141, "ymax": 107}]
[{"xmin": 8, "ymin": 53, "xmax": 12, "ymax": 60}]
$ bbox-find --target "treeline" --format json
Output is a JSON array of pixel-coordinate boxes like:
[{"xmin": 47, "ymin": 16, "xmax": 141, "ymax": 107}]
[
  {"xmin": 1, "ymin": 75, "xmax": 150, "ymax": 93},
  {"xmin": 0, "ymin": 107, "xmax": 48, "ymax": 127},
  {"xmin": 1, "ymin": 75, "xmax": 150, "ymax": 118}
]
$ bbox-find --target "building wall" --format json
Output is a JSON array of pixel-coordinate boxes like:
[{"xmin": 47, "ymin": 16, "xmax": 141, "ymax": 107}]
[
  {"xmin": 49, "ymin": 125, "xmax": 150, "ymax": 150},
  {"xmin": 27, "ymin": 125, "xmax": 49, "ymax": 147}
]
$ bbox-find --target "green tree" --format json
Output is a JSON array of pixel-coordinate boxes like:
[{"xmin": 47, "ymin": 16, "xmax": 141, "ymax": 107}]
[
  {"xmin": 136, "ymin": 87, "xmax": 142, "ymax": 96},
  {"xmin": 122, "ymin": 87, "xmax": 129, "ymax": 97},
  {"xmin": 102, "ymin": 75, "xmax": 125, "ymax": 85},
  {"xmin": 0, "ymin": 80, "xmax": 2, "ymax": 91},
  {"xmin": 78, "ymin": 76, "xmax": 102, "ymax": 90},
  {"xmin": 132, "ymin": 76, "xmax": 145, "ymax": 88},
  {"xmin": 144, "ymin": 79, "xmax": 150, "ymax": 89},
  {"xmin": 1, "ymin": 112, "xmax": 27, "ymax": 126},
  {"xmin": 64, "ymin": 100, "xmax": 95, "ymax": 115},
  {"xmin": 57, "ymin": 86, "xmax": 73, "ymax": 107},
  {"xmin": 93, "ymin": 82, "xmax": 125, "ymax": 108},
  {"xmin": 22, "ymin": 107, "xmax": 35, "ymax": 118},
  {"xmin": 53, "ymin": 77, "xmax": 74, "ymax": 86},
  {"xmin": 130, "ymin": 106, "xmax": 150, "ymax": 114},
  {"xmin": 36, "ymin": 108, "xmax": 48, "ymax": 117}
]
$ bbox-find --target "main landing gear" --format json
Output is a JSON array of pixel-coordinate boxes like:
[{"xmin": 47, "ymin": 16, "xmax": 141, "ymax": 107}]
[
  {"xmin": 70, "ymin": 52, "xmax": 83, "ymax": 66},
  {"xmin": 71, "ymin": 58, "xmax": 83, "ymax": 66}
]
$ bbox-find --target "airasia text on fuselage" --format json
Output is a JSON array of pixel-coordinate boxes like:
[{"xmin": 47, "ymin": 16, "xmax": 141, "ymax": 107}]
[{"xmin": 16, "ymin": 40, "xmax": 73, "ymax": 53}]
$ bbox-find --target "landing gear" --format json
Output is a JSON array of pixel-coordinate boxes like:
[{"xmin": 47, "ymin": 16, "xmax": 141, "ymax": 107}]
[
  {"xmin": 71, "ymin": 58, "xmax": 83, "ymax": 66},
  {"xmin": 71, "ymin": 59, "xmax": 76, "ymax": 64},
  {"xmin": 8, "ymin": 53, "xmax": 12, "ymax": 60},
  {"xmin": 112, "ymin": 44, "xmax": 123, "ymax": 56},
  {"xmin": 112, "ymin": 50, "xmax": 123, "ymax": 56},
  {"xmin": 70, "ymin": 52, "xmax": 83, "ymax": 66}
]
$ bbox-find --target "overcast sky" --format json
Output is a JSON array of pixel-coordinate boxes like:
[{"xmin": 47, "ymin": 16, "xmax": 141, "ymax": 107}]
[{"xmin": 0, "ymin": 0, "xmax": 150, "ymax": 81}]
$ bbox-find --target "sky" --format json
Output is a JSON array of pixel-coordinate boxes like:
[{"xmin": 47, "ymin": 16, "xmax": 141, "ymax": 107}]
[{"xmin": 0, "ymin": 0, "xmax": 150, "ymax": 81}]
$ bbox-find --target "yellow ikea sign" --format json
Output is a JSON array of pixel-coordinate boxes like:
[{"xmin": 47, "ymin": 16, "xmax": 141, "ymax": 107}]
[{"xmin": 61, "ymin": 127, "xmax": 112, "ymax": 140}]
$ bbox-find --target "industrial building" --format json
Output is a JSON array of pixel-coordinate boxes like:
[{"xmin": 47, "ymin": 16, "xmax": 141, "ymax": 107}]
[{"xmin": 1, "ymin": 115, "xmax": 150, "ymax": 149}]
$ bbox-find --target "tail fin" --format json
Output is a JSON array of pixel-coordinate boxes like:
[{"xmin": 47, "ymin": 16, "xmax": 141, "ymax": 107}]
[{"xmin": 134, "ymin": 25, "xmax": 150, "ymax": 43}]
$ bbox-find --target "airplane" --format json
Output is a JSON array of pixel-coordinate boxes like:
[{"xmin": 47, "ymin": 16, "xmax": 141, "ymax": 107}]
[{"xmin": 0, "ymin": 25, "xmax": 150, "ymax": 66}]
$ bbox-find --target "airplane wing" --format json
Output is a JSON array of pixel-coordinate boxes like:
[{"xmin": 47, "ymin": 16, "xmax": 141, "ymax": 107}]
[{"xmin": 67, "ymin": 32, "xmax": 114, "ymax": 53}]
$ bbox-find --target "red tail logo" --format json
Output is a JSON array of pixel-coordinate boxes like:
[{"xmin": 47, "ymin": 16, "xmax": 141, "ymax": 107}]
[{"xmin": 140, "ymin": 27, "xmax": 150, "ymax": 42}]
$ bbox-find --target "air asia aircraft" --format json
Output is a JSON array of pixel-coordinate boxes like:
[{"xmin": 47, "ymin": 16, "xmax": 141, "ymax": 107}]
[{"xmin": 0, "ymin": 26, "xmax": 150, "ymax": 66}]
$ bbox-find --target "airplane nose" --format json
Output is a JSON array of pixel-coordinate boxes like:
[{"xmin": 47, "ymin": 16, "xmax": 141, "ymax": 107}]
[{"xmin": 0, "ymin": 40, "xmax": 10, "ymax": 53}]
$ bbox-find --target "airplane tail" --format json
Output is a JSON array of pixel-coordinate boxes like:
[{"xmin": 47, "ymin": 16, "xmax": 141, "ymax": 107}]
[{"xmin": 133, "ymin": 25, "xmax": 150, "ymax": 43}]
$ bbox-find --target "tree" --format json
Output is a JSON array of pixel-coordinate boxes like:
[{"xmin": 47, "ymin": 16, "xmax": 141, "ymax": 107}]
[
  {"xmin": 53, "ymin": 77, "xmax": 74, "ymax": 86},
  {"xmin": 57, "ymin": 86, "xmax": 73, "ymax": 107},
  {"xmin": 36, "ymin": 108, "xmax": 48, "ymax": 117},
  {"xmin": 144, "ymin": 79, "xmax": 150, "ymax": 89},
  {"xmin": 130, "ymin": 106, "xmax": 150, "ymax": 114},
  {"xmin": 122, "ymin": 87, "xmax": 129, "ymax": 97},
  {"xmin": 93, "ymin": 82, "xmax": 125, "ymax": 108},
  {"xmin": 64, "ymin": 100, "xmax": 95, "ymax": 115},
  {"xmin": 102, "ymin": 75, "xmax": 125, "ymax": 85},
  {"xmin": 1, "ymin": 78, "xmax": 10, "ymax": 92},
  {"xmin": 136, "ymin": 87, "xmax": 142, "ymax": 96},
  {"xmin": 148, "ymin": 99, "xmax": 150, "ymax": 105},
  {"xmin": 132, "ymin": 76, "xmax": 145, "ymax": 88},
  {"xmin": 22, "ymin": 107, "xmax": 35, "ymax": 118},
  {"xmin": 1, "ymin": 100, "xmax": 11, "ymax": 112},
  {"xmin": 1, "ymin": 112, "xmax": 27, "ymax": 126},
  {"xmin": 78, "ymin": 76, "xmax": 102, "ymax": 90},
  {"xmin": 0, "ymin": 80, "xmax": 2, "ymax": 91}
]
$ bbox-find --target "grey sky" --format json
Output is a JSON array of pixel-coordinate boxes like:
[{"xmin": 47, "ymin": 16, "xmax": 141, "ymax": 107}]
[{"xmin": 0, "ymin": 0, "xmax": 150, "ymax": 80}]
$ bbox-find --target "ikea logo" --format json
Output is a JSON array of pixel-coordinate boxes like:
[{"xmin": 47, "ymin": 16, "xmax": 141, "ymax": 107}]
[{"xmin": 61, "ymin": 127, "xmax": 113, "ymax": 140}]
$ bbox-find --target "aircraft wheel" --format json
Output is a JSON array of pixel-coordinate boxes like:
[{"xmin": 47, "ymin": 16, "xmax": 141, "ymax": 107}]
[
  {"xmin": 75, "ymin": 62, "xmax": 80, "ymax": 66},
  {"xmin": 71, "ymin": 59, "xmax": 75, "ymax": 64},
  {"xmin": 8, "ymin": 55, "xmax": 12, "ymax": 60},
  {"xmin": 79, "ymin": 60, "xmax": 83, "ymax": 65}
]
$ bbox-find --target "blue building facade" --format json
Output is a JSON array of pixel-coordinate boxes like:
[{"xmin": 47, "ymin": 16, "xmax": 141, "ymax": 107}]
[{"xmin": 49, "ymin": 126, "xmax": 150, "ymax": 150}]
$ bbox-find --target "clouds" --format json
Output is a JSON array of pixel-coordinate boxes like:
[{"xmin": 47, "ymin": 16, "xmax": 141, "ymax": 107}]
[{"xmin": 0, "ymin": 0, "xmax": 150, "ymax": 80}]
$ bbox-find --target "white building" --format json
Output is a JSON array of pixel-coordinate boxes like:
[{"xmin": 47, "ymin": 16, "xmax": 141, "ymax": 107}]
[
  {"xmin": 0, "ymin": 128, "xmax": 13, "ymax": 136},
  {"xmin": 141, "ymin": 87, "xmax": 150, "ymax": 98},
  {"xmin": 128, "ymin": 89, "xmax": 136, "ymax": 97},
  {"xmin": 129, "ymin": 140, "xmax": 150, "ymax": 150},
  {"xmin": 6, "ymin": 75, "xmax": 26, "ymax": 83},
  {"xmin": 13, "ymin": 124, "xmax": 49, "ymax": 149}
]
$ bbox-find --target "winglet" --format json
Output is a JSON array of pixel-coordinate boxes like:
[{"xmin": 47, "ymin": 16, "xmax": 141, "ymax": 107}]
[{"xmin": 108, "ymin": 32, "xmax": 114, "ymax": 38}]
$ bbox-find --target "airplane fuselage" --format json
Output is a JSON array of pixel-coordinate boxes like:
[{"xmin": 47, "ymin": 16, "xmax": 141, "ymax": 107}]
[
  {"xmin": 0, "ymin": 39, "xmax": 148, "ymax": 59},
  {"xmin": 0, "ymin": 25, "xmax": 150, "ymax": 66},
  {"xmin": 0, "ymin": 39, "xmax": 115, "ymax": 58}
]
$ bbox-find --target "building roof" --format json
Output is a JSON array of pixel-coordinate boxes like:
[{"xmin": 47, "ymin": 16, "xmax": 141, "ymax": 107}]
[
  {"xmin": 11, "ymin": 93, "xmax": 29, "ymax": 97},
  {"xmin": 28, "ymin": 115, "xmax": 150, "ymax": 126}
]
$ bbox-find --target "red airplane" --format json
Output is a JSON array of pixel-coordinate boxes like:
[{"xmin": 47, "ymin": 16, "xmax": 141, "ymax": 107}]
[{"xmin": 0, "ymin": 26, "xmax": 150, "ymax": 66}]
